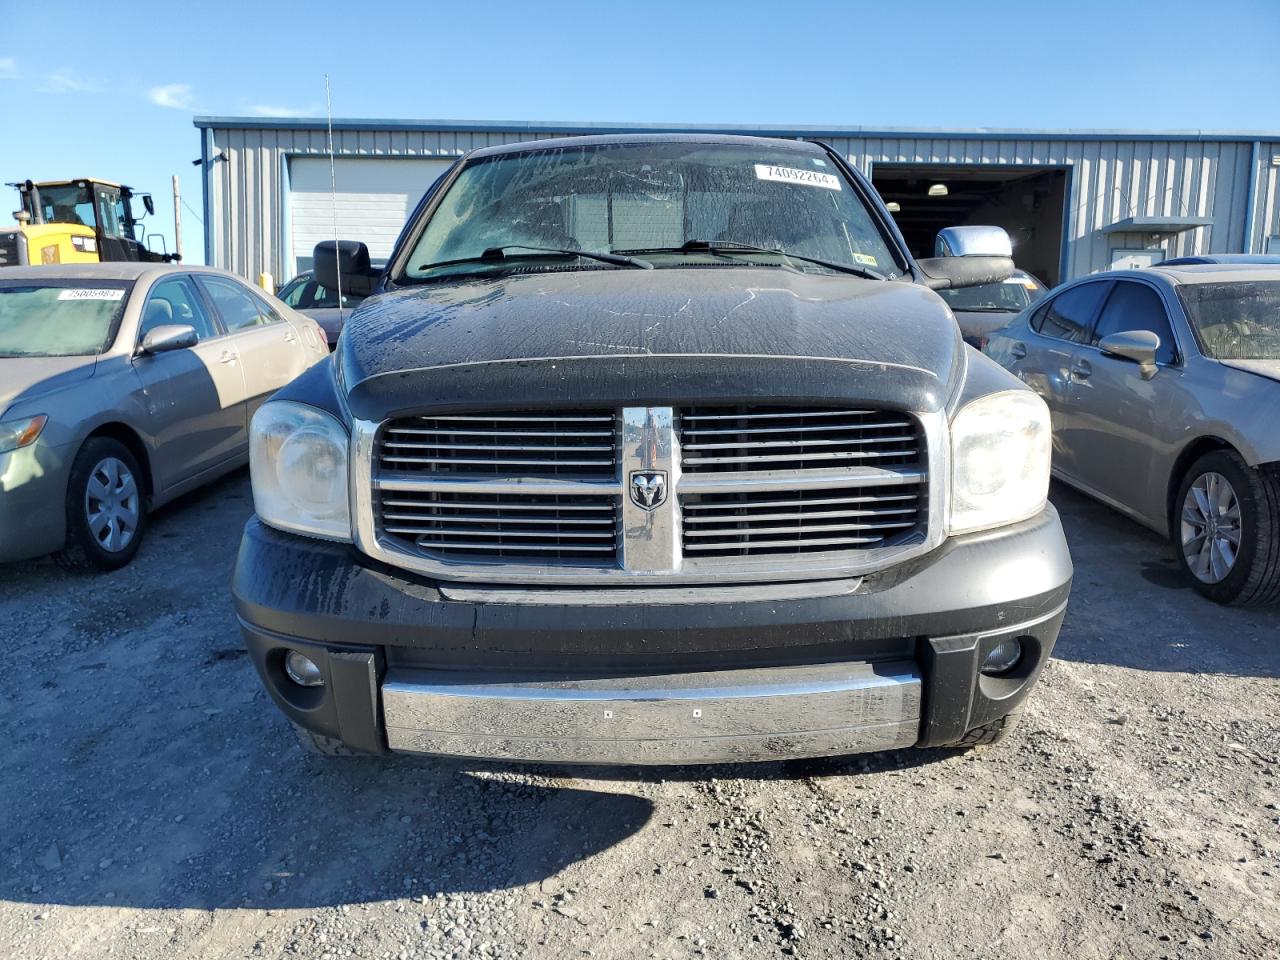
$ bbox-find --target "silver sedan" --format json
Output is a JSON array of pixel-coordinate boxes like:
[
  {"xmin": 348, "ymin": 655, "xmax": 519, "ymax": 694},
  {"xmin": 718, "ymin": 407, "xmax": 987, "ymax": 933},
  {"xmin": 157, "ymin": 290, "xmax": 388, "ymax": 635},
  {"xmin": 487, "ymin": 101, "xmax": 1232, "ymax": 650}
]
[
  {"xmin": 0, "ymin": 263, "xmax": 328, "ymax": 569},
  {"xmin": 987, "ymin": 264, "xmax": 1280, "ymax": 605}
]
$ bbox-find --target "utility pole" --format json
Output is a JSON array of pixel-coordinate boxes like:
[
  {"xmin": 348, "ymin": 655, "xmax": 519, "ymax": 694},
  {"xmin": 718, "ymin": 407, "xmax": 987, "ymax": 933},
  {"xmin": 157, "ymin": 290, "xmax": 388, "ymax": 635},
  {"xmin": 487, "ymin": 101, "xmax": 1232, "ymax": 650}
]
[{"xmin": 172, "ymin": 174, "xmax": 184, "ymax": 261}]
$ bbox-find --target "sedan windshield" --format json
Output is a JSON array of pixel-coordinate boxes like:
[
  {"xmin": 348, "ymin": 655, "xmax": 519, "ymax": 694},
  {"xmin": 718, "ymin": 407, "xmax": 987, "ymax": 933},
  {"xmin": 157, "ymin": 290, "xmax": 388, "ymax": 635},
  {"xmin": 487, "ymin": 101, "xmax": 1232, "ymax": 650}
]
[
  {"xmin": 936, "ymin": 272, "xmax": 1045, "ymax": 312},
  {"xmin": 403, "ymin": 141, "xmax": 905, "ymax": 282},
  {"xmin": 0, "ymin": 281, "xmax": 132, "ymax": 357},
  {"xmin": 1178, "ymin": 280, "xmax": 1280, "ymax": 360}
]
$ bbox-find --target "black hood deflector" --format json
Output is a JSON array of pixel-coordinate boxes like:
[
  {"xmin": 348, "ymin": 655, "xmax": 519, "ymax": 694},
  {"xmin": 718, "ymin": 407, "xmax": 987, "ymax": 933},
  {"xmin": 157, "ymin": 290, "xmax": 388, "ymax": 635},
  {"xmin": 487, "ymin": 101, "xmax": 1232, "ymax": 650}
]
[{"xmin": 339, "ymin": 268, "xmax": 962, "ymax": 420}]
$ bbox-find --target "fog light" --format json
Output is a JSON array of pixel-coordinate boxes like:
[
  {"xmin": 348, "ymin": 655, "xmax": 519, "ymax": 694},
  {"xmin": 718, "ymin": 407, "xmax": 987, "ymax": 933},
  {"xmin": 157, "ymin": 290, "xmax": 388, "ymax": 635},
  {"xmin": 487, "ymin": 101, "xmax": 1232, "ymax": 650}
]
[
  {"xmin": 284, "ymin": 650, "xmax": 324, "ymax": 687},
  {"xmin": 980, "ymin": 638, "xmax": 1022, "ymax": 676}
]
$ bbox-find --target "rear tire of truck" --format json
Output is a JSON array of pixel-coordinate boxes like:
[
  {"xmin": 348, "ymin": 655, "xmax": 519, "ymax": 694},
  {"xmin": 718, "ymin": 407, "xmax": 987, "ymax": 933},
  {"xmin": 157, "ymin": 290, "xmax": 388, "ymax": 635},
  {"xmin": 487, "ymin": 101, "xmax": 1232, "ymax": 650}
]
[
  {"xmin": 290, "ymin": 721, "xmax": 359, "ymax": 757},
  {"xmin": 952, "ymin": 708, "xmax": 1023, "ymax": 748}
]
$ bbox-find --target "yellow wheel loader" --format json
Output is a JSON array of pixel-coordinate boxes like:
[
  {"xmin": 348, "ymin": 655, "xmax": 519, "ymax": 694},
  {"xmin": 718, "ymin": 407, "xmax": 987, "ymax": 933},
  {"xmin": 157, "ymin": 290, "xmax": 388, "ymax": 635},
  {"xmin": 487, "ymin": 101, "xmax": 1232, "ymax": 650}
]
[{"xmin": 0, "ymin": 178, "xmax": 178, "ymax": 267}]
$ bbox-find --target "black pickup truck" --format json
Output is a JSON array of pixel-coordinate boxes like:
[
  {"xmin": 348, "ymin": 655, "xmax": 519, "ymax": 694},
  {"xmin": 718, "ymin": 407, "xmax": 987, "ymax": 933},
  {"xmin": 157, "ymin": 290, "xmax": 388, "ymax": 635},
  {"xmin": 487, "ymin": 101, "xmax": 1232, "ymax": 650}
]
[{"xmin": 233, "ymin": 134, "xmax": 1071, "ymax": 764}]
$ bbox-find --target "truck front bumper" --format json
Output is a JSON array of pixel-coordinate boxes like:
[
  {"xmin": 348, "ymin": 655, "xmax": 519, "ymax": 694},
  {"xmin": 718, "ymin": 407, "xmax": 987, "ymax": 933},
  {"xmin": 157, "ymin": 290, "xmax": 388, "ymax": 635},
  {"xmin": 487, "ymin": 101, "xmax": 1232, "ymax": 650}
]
[{"xmin": 234, "ymin": 506, "xmax": 1071, "ymax": 765}]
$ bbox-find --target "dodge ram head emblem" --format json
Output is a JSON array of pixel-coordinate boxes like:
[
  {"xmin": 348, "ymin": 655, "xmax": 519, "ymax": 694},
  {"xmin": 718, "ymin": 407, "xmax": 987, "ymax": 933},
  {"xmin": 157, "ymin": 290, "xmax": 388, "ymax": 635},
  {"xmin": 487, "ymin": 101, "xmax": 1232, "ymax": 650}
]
[{"xmin": 629, "ymin": 471, "xmax": 667, "ymax": 510}]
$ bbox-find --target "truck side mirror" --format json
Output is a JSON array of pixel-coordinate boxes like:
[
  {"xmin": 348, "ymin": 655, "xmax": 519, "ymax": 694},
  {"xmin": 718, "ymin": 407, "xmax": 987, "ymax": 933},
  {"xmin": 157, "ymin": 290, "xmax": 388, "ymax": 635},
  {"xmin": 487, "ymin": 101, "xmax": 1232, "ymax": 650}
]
[
  {"xmin": 142, "ymin": 194, "xmax": 155, "ymax": 216},
  {"xmin": 917, "ymin": 225, "xmax": 1015, "ymax": 290},
  {"xmin": 313, "ymin": 240, "xmax": 378, "ymax": 297}
]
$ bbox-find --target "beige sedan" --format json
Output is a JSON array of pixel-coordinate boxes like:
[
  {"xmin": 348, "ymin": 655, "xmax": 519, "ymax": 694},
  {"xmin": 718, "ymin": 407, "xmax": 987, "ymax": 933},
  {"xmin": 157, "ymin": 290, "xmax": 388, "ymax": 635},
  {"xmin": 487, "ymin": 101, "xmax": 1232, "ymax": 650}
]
[{"xmin": 0, "ymin": 263, "xmax": 328, "ymax": 569}]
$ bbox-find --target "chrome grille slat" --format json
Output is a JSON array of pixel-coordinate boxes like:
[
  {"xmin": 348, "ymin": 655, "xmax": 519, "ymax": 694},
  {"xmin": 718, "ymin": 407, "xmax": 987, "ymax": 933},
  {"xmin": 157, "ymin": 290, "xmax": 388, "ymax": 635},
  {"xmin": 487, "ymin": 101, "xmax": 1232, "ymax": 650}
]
[
  {"xmin": 681, "ymin": 421, "xmax": 912, "ymax": 436},
  {"xmin": 680, "ymin": 409, "xmax": 877, "ymax": 421},
  {"xmin": 684, "ymin": 507, "xmax": 918, "ymax": 523},
  {"xmin": 683, "ymin": 449, "xmax": 918, "ymax": 465},
  {"xmin": 410, "ymin": 541, "xmax": 618, "ymax": 553}
]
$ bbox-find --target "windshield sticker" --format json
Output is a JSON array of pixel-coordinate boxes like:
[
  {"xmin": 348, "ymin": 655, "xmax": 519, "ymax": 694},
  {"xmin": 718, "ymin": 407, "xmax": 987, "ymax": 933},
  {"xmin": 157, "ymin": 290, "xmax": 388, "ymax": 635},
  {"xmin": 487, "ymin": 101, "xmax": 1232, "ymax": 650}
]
[
  {"xmin": 853, "ymin": 253, "xmax": 879, "ymax": 266},
  {"xmin": 754, "ymin": 164, "xmax": 842, "ymax": 191},
  {"xmin": 812, "ymin": 158, "xmax": 828, "ymax": 167},
  {"xmin": 57, "ymin": 288, "xmax": 126, "ymax": 301}
]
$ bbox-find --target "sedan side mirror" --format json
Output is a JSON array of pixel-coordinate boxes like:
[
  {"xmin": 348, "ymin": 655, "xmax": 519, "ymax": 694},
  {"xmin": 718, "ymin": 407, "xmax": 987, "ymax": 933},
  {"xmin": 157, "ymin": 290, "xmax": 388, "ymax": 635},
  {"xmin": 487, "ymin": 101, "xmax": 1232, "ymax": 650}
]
[
  {"xmin": 1099, "ymin": 330, "xmax": 1160, "ymax": 379},
  {"xmin": 140, "ymin": 323, "xmax": 197, "ymax": 354}
]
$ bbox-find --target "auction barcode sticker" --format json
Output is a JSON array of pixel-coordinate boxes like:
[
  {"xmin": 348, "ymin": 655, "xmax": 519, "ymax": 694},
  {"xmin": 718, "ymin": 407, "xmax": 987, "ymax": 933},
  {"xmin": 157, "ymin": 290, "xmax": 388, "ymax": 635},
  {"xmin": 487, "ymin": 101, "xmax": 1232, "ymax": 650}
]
[
  {"xmin": 57, "ymin": 288, "xmax": 126, "ymax": 301},
  {"xmin": 754, "ymin": 164, "xmax": 842, "ymax": 190}
]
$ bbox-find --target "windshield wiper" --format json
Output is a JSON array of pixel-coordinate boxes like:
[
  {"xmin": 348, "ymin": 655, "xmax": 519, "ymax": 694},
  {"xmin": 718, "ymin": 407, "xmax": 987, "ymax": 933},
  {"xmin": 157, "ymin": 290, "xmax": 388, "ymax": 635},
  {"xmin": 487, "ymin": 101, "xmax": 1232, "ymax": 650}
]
[
  {"xmin": 418, "ymin": 244, "xmax": 652, "ymax": 274},
  {"xmin": 620, "ymin": 239, "xmax": 886, "ymax": 280}
]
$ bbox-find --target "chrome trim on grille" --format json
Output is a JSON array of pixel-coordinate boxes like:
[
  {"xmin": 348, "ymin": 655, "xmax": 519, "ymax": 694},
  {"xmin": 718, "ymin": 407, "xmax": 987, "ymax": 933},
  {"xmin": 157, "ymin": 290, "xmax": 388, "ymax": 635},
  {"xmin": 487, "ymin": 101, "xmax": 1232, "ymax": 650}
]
[{"xmin": 351, "ymin": 407, "xmax": 949, "ymax": 585}]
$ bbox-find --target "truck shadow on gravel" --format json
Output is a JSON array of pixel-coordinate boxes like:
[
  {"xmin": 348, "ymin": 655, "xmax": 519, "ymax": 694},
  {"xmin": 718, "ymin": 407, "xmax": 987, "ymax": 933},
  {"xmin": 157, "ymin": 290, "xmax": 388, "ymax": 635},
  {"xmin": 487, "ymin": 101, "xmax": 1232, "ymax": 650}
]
[{"xmin": 1047, "ymin": 483, "xmax": 1280, "ymax": 679}]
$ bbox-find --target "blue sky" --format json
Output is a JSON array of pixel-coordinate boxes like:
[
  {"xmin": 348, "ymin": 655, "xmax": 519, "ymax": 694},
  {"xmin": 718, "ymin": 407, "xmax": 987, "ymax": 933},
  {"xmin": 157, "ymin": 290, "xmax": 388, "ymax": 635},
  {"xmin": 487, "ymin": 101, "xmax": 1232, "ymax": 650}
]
[{"xmin": 2, "ymin": 0, "xmax": 1276, "ymax": 266}]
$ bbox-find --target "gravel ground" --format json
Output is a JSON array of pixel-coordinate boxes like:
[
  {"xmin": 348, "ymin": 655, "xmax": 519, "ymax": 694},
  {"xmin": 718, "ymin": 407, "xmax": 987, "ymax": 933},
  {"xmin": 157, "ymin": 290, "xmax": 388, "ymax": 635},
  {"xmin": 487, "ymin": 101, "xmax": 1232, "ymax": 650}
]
[{"xmin": 1, "ymin": 471, "xmax": 1276, "ymax": 960}]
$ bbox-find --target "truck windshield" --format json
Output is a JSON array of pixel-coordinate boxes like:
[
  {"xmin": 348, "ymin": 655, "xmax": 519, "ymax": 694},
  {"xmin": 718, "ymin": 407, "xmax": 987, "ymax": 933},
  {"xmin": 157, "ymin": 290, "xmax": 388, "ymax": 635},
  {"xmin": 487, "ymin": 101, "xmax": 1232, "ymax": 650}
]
[
  {"xmin": 403, "ymin": 141, "xmax": 905, "ymax": 282},
  {"xmin": 1178, "ymin": 279, "xmax": 1280, "ymax": 360},
  {"xmin": 0, "ymin": 281, "xmax": 132, "ymax": 357}
]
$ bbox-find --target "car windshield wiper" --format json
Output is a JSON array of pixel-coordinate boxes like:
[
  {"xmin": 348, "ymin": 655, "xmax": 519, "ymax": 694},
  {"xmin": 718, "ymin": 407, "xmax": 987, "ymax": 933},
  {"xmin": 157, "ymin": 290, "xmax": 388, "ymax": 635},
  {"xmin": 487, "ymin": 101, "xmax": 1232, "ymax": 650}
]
[
  {"xmin": 418, "ymin": 245, "xmax": 652, "ymax": 274},
  {"xmin": 619, "ymin": 239, "xmax": 886, "ymax": 280}
]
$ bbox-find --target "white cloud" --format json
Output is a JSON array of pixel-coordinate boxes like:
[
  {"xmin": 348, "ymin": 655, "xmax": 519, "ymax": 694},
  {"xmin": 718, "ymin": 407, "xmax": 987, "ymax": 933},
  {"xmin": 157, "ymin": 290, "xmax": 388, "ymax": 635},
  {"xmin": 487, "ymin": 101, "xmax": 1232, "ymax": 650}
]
[
  {"xmin": 149, "ymin": 83, "xmax": 196, "ymax": 110},
  {"xmin": 249, "ymin": 103, "xmax": 321, "ymax": 118},
  {"xmin": 37, "ymin": 68, "xmax": 98, "ymax": 93},
  {"xmin": 0, "ymin": 58, "xmax": 18, "ymax": 80}
]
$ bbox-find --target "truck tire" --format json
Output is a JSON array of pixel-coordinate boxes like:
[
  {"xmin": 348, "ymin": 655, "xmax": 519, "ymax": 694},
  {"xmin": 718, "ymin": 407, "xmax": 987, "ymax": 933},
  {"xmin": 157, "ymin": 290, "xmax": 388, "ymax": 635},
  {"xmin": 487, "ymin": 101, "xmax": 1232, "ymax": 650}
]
[
  {"xmin": 290, "ymin": 721, "xmax": 359, "ymax": 757},
  {"xmin": 1173, "ymin": 451, "xmax": 1280, "ymax": 607},
  {"xmin": 952, "ymin": 708, "xmax": 1023, "ymax": 748},
  {"xmin": 55, "ymin": 437, "xmax": 147, "ymax": 572}
]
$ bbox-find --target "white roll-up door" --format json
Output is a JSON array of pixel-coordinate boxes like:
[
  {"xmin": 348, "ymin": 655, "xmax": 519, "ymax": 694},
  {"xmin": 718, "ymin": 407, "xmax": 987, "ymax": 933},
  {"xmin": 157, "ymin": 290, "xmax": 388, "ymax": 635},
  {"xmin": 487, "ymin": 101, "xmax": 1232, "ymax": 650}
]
[{"xmin": 288, "ymin": 157, "xmax": 453, "ymax": 275}]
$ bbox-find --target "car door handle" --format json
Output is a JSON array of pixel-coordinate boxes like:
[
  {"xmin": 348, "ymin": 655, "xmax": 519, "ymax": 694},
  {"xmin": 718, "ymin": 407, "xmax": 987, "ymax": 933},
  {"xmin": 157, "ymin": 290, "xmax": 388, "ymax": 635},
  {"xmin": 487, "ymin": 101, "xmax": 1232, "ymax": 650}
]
[
  {"xmin": 218, "ymin": 350, "xmax": 237, "ymax": 365},
  {"xmin": 1010, "ymin": 341, "xmax": 1027, "ymax": 360},
  {"xmin": 1071, "ymin": 359, "xmax": 1092, "ymax": 380},
  {"xmin": 283, "ymin": 329, "xmax": 298, "ymax": 342}
]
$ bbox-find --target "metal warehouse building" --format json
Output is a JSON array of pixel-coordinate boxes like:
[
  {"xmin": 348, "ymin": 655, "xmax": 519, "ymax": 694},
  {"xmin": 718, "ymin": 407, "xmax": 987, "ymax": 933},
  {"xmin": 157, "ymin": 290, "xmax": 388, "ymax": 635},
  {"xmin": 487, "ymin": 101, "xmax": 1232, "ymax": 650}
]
[{"xmin": 194, "ymin": 117, "xmax": 1280, "ymax": 287}]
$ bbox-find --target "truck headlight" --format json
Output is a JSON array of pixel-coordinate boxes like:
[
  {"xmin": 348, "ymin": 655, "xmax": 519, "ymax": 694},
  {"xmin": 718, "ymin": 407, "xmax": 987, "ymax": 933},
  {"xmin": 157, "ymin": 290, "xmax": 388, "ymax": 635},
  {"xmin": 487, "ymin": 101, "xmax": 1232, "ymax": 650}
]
[
  {"xmin": 250, "ymin": 401, "xmax": 351, "ymax": 541},
  {"xmin": 950, "ymin": 390, "xmax": 1051, "ymax": 535}
]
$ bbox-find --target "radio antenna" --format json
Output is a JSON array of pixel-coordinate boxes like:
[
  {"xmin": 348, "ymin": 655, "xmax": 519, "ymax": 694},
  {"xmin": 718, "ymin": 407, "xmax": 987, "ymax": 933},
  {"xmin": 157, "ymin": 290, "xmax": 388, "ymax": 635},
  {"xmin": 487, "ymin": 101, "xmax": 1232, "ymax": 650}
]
[{"xmin": 325, "ymin": 74, "xmax": 343, "ymax": 324}]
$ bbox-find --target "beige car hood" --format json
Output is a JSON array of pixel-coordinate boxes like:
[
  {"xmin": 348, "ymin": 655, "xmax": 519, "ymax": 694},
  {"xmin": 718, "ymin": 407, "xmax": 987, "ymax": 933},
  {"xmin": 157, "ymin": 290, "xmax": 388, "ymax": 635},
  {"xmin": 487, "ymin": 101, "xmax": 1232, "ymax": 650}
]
[
  {"xmin": 1218, "ymin": 358, "xmax": 1280, "ymax": 384},
  {"xmin": 0, "ymin": 356, "xmax": 98, "ymax": 419}
]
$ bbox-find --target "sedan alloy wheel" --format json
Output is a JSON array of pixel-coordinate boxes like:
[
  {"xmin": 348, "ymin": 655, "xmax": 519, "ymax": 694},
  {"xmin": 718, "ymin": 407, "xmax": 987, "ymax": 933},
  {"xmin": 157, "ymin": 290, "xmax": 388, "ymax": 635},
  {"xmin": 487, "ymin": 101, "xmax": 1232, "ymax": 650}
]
[{"xmin": 1180, "ymin": 471, "xmax": 1241, "ymax": 584}]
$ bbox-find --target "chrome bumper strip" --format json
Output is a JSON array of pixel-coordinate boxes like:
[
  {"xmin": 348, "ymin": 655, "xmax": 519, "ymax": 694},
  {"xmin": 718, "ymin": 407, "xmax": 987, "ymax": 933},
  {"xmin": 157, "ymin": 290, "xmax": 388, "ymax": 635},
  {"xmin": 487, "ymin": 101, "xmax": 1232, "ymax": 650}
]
[{"xmin": 381, "ymin": 659, "xmax": 921, "ymax": 765}]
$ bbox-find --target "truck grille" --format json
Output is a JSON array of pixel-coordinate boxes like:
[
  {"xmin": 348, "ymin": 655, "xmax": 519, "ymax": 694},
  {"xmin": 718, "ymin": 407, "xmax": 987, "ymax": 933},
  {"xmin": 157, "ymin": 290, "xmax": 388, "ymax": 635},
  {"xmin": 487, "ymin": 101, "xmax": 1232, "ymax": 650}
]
[
  {"xmin": 678, "ymin": 406, "xmax": 922, "ymax": 473},
  {"xmin": 379, "ymin": 411, "xmax": 616, "ymax": 479},
  {"xmin": 377, "ymin": 489, "xmax": 619, "ymax": 562},
  {"xmin": 359, "ymin": 403, "xmax": 939, "ymax": 584},
  {"xmin": 680, "ymin": 483, "xmax": 925, "ymax": 558}
]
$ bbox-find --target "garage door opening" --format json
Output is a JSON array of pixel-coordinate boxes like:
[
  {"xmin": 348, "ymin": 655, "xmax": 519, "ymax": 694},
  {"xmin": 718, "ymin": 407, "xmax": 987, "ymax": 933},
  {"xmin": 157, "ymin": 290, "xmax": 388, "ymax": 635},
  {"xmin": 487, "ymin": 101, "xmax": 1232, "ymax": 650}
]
[
  {"xmin": 872, "ymin": 164, "xmax": 1068, "ymax": 287},
  {"xmin": 288, "ymin": 157, "xmax": 453, "ymax": 277}
]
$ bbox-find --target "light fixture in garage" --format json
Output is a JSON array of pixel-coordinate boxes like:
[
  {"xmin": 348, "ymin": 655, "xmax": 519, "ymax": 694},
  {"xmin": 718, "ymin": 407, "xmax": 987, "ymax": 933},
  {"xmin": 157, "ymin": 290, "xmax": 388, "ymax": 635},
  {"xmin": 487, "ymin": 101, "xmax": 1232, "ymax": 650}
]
[
  {"xmin": 886, "ymin": 201, "xmax": 901, "ymax": 213},
  {"xmin": 927, "ymin": 183, "xmax": 948, "ymax": 197}
]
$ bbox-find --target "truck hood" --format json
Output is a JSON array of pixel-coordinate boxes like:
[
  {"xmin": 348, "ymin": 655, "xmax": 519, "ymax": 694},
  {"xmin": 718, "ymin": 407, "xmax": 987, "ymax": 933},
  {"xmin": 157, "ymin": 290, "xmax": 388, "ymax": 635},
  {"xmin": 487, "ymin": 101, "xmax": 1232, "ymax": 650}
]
[
  {"xmin": 0, "ymin": 355, "xmax": 97, "ymax": 419},
  {"xmin": 1218, "ymin": 358, "xmax": 1280, "ymax": 384},
  {"xmin": 340, "ymin": 268, "xmax": 964, "ymax": 421}
]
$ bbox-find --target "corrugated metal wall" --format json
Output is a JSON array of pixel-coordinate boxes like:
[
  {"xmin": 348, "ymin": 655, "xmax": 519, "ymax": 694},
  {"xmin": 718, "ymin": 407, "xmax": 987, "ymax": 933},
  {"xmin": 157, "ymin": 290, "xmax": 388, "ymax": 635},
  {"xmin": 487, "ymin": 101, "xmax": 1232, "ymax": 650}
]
[{"xmin": 203, "ymin": 123, "xmax": 1280, "ymax": 283}]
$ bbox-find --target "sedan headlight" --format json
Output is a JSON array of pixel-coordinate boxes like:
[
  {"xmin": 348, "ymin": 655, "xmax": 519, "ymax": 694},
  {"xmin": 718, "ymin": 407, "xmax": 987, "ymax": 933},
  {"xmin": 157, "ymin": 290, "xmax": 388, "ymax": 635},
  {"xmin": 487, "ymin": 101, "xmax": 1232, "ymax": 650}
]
[
  {"xmin": 0, "ymin": 415, "xmax": 47, "ymax": 455},
  {"xmin": 950, "ymin": 390, "xmax": 1051, "ymax": 535},
  {"xmin": 250, "ymin": 401, "xmax": 351, "ymax": 541}
]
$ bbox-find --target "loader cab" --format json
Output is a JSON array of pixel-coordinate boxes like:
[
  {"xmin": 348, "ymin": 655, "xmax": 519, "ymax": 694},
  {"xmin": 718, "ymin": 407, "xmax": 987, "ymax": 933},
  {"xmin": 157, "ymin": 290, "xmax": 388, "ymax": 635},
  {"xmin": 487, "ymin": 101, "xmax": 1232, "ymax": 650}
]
[{"xmin": 14, "ymin": 179, "xmax": 167, "ymax": 263}]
